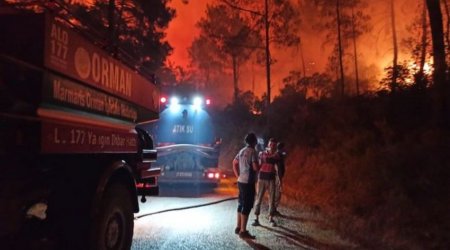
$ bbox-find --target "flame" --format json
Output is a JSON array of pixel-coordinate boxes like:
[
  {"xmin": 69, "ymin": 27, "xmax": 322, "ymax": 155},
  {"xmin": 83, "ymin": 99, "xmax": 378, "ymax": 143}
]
[
  {"xmin": 405, "ymin": 59, "xmax": 434, "ymax": 84},
  {"xmin": 378, "ymin": 57, "xmax": 434, "ymax": 86},
  {"xmin": 423, "ymin": 61, "xmax": 433, "ymax": 75}
]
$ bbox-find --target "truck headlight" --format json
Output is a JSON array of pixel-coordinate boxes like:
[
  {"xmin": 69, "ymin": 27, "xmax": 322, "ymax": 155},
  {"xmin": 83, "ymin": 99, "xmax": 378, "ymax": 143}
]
[{"xmin": 193, "ymin": 97, "xmax": 203, "ymax": 110}]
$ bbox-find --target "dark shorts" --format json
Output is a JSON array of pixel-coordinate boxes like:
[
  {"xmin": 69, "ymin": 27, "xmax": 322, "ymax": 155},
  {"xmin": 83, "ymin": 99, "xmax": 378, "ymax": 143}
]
[{"xmin": 237, "ymin": 182, "xmax": 256, "ymax": 215}]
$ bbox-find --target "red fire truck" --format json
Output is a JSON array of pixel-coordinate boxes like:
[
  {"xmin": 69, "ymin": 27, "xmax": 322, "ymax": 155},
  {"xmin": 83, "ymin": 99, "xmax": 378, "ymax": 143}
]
[{"xmin": 0, "ymin": 10, "xmax": 159, "ymax": 249}]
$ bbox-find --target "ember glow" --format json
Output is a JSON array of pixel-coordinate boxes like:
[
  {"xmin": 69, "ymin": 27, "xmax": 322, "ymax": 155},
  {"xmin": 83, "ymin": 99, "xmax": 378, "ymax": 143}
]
[{"xmin": 405, "ymin": 59, "xmax": 434, "ymax": 84}]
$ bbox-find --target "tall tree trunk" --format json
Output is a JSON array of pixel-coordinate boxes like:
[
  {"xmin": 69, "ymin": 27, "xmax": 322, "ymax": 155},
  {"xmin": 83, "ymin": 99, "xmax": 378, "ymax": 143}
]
[
  {"xmin": 299, "ymin": 38, "xmax": 307, "ymax": 78},
  {"xmin": 205, "ymin": 68, "xmax": 210, "ymax": 88},
  {"xmin": 427, "ymin": 0, "xmax": 447, "ymax": 84},
  {"xmin": 390, "ymin": 0, "xmax": 399, "ymax": 91},
  {"xmin": 251, "ymin": 61, "xmax": 255, "ymax": 93},
  {"xmin": 351, "ymin": 7, "xmax": 360, "ymax": 95},
  {"xmin": 426, "ymin": 0, "xmax": 448, "ymax": 127},
  {"xmin": 443, "ymin": 0, "xmax": 449, "ymax": 57},
  {"xmin": 334, "ymin": 48, "xmax": 340, "ymax": 83},
  {"xmin": 336, "ymin": 0, "xmax": 345, "ymax": 97},
  {"xmin": 232, "ymin": 55, "xmax": 239, "ymax": 102},
  {"xmin": 420, "ymin": 1, "xmax": 428, "ymax": 73},
  {"xmin": 415, "ymin": 0, "xmax": 428, "ymax": 88},
  {"xmin": 265, "ymin": 0, "xmax": 271, "ymax": 106}
]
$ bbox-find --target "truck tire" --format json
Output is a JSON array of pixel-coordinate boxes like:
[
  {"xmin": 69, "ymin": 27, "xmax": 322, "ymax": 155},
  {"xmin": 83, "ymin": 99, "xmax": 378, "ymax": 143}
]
[{"xmin": 91, "ymin": 182, "xmax": 134, "ymax": 250}]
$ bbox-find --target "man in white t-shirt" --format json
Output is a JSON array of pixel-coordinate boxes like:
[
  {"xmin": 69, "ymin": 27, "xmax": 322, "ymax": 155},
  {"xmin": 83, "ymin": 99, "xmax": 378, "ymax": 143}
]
[{"xmin": 232, "ymin": 133, "xmax": 260, "ymax": 239}]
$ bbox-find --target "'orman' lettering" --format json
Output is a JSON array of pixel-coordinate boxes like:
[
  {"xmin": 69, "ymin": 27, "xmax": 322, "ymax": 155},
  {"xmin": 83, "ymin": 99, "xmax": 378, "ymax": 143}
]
[{"xmin": 74, "ymin": 47, "xmax": 132, "ymax": 97}]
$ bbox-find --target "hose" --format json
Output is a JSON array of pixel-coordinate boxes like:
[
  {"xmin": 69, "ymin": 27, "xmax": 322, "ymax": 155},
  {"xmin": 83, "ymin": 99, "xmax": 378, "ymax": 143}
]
[{"xmin": 135, "ymin": 196, "xmax": 238, "ymax": 220}]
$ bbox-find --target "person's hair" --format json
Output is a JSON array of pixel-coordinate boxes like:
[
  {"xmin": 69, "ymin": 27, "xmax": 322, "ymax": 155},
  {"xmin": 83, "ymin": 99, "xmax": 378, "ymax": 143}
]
[
  {"xmin": 268, "ymin": 138, "xmax": 277, "ymax": 144},
  {"xmin": 277, "ymin": 142, "xmax": 285, "ymax": 150},
  {"xmin": 245, "ymin": 133, "xmax": 257, "ymax": 146}
]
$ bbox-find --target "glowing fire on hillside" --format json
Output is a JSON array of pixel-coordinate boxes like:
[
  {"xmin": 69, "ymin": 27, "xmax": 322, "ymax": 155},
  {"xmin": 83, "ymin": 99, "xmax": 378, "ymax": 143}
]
[
  {"xmin": 405, "ymin": 59, "xmax": 434, "ymax": 84},
  {"xmin": 378, "ymin": 57, "xmax": 434, "ymax": 87}
]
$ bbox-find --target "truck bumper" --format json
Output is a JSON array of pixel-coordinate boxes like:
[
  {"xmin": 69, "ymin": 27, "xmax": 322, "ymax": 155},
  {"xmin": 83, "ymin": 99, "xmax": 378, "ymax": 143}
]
[{"xmin": 0, "ymin": 174, "xmax": 49, "ymax": 239}]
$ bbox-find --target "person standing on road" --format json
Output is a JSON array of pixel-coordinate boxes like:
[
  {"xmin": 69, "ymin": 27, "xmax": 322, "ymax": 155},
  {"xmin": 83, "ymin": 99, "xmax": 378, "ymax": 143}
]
[
  {"xmin": 252, "ymin": 138, "xmax": 279, "ymax": 227},
  {"xmin": 233, "ymin": 132, "xmax": 260, "ymax": 239},
  {"xmin": 274, "ymin": 142, "xmax": 286, "ymax": 215}
]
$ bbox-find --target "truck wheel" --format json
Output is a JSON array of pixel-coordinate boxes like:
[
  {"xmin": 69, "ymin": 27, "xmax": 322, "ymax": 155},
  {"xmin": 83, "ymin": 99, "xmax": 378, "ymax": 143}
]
[{"xmin": 91, "ymin": 182, "xmax": 134, "ymax": 250}]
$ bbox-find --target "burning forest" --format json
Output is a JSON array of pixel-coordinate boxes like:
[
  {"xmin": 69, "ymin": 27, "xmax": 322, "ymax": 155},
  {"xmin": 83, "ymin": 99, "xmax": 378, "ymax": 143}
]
[{"xmin": 1, "ymin": 0, "xmax": 449, "ymax": 248}]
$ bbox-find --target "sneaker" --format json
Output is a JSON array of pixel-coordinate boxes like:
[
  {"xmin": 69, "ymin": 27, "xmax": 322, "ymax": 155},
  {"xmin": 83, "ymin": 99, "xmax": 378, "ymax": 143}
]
[
  {"xmin": 234, "ymin": 227, "xmax": 240, "ymax": 234},
  {"xmin": 239, "ymin": 230, "xmax": 256, "ymax": 239},
  {"xmin": 251, "ymin": 219, "xmax": 260, "ymax": 226}
]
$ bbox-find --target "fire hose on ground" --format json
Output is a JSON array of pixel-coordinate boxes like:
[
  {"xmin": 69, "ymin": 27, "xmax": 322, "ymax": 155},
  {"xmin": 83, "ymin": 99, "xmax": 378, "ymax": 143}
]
[{"xmin": 134, "ymin": 196, "xmax": 238, "ymax": 220}]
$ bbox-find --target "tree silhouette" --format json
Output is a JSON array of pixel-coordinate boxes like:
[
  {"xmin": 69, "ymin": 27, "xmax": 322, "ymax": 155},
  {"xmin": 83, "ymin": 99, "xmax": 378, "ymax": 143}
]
[
  {"xmin": 220, "ymin": 0, "xmax": 301, "ymax": 105},
  {"xmin": 189, "ymin": 3, "xmax": 261, "ymax": 102},
  {"xmin": 313, "ymin": 0, "xmax": 371, "ymax": 97},
  {"xmin": 426, "ymin": 0, "xmax": 449, "ymax": 127},
  {"xmin": 402, "ymin": 0, "xmax": 431, "ymax": 88},
  {"xmin": 188, "ymin": 34, "xmax": 225, "ymax": 89},
  {"xmin": 69, "ymin": 0, "xmax": 175, "ymax": 73}
]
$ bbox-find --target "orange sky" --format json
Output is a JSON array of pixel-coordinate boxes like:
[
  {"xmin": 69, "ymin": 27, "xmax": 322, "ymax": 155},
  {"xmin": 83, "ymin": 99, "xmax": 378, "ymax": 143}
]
[{"xmin": 165, "ymin": 0, "xmax": 210, "ymax": 68}]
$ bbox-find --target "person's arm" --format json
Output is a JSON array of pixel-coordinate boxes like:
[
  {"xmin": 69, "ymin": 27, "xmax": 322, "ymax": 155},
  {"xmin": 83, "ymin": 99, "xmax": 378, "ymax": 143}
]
[
  {"xmin": 266, "ymin": 151, "xmax": 280, "ymax": 164},
  {"xmin": 252, "ymin": 150, "xmax": 260, "ymax": 172},
  {"xmin": 252, "ymin": 161, "xmax": 260, "ymax": 172},
  {"xmin": 232, "ymin": 158, "xmax": 240, "ymax": 178}
]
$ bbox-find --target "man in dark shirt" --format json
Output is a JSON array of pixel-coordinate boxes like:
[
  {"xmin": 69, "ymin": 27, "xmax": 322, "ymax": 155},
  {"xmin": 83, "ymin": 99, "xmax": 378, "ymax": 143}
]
[{"xmin": 252, "ymin": 138, "xmax": 278, "ymax": 227}]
